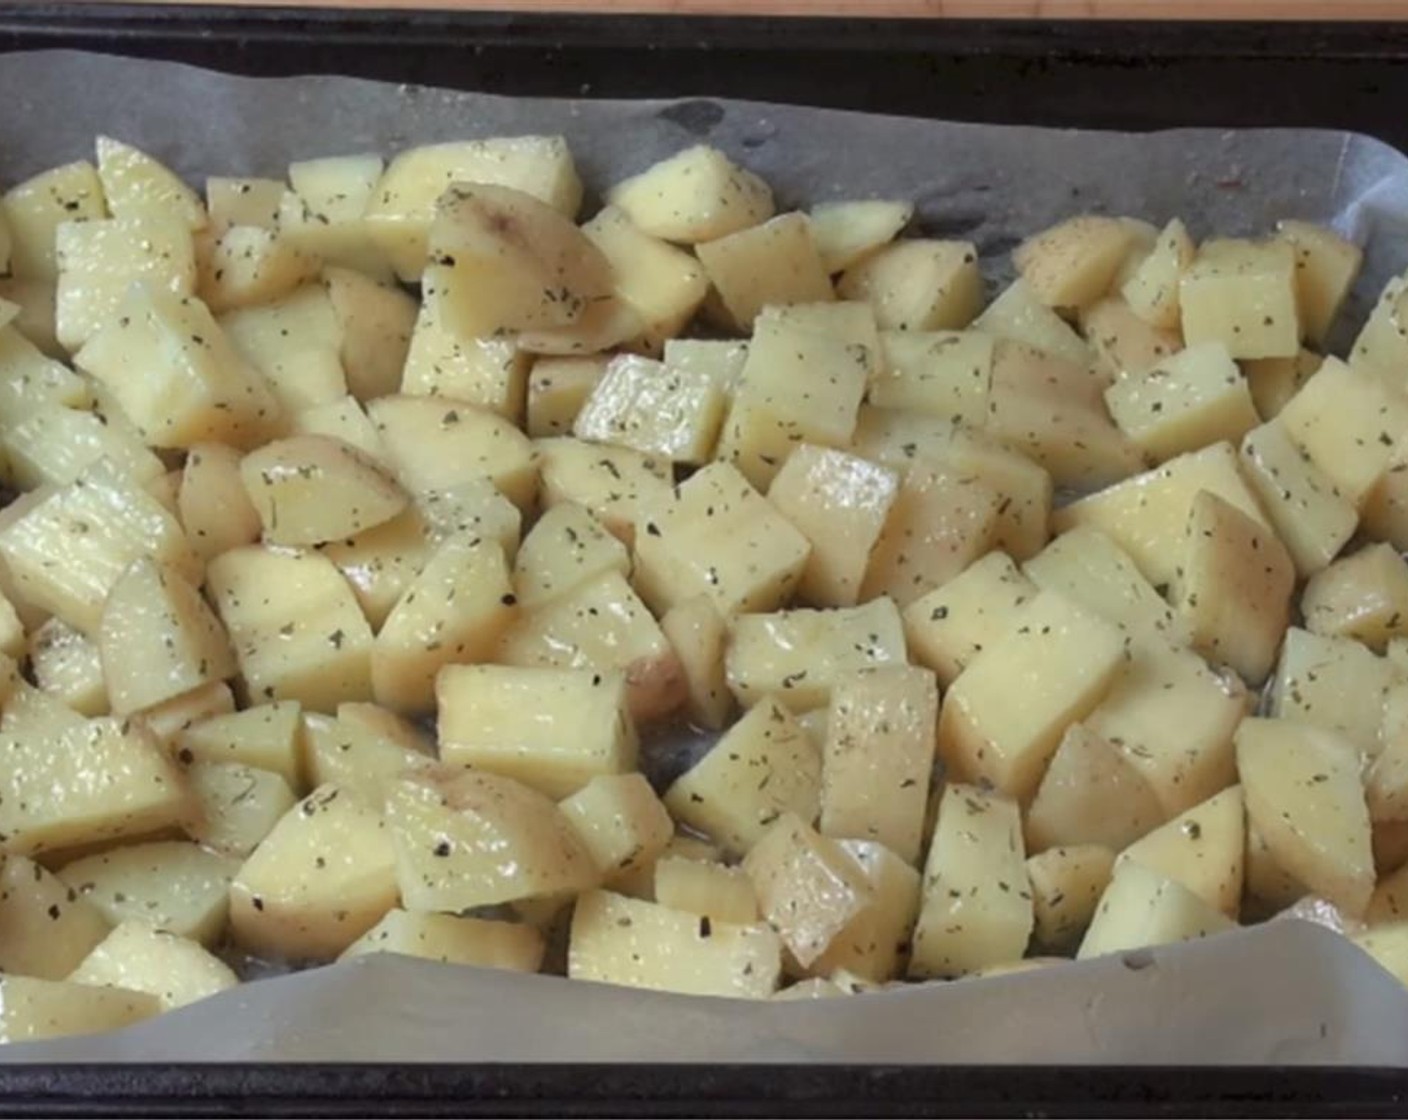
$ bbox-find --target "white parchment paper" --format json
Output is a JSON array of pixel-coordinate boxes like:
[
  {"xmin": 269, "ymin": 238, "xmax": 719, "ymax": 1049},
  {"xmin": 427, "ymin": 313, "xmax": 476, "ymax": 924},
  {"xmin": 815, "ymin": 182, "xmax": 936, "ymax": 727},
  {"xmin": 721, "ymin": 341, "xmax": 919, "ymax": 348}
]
[{"xmin": 0, "ymin": 49, "xmax": 1406, "ymax": 1065}]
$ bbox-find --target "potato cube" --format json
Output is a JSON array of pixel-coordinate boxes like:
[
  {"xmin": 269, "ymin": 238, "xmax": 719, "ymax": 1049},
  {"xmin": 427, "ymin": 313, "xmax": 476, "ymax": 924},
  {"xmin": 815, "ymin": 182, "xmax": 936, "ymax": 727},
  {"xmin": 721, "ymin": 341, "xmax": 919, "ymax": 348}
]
[
  {"xmin": 938, "ymin": 590, "xmax": 1125, "ymax": 803},
  {"xmin": 290, "ymin": 395, "xmax": 386, "ymax": 465},
  {"xmin": 185, "ymin": 761, "xmax": 297, "ymax": 859},
  {"xmin": 1179, "ymin": 238, "xmax": 1299, "ymax": 359},
  {"xmin": 726, "ymin": 598, "xmax": 908, "ymax": 712},
  {"xmin": 494, "ymin": 570, "xmax": 683, "ymax": 723},
  {"xmin": 901, "ymin": 551, "xmax": 1036, "ymax": 686},
  {"xmin": 805, "ymin": 839, "xmax": 920, "ymax": 982},
  {"xmin": 1243, "ymin": 348, "xmax": 1322, "ymax": 421},
  {"xmin": 582, "ymin": 206, "xmax": 708, "ymax": 349},
  {"xmin": 660, "ymin": 595, "xmax": 732, "ymax": 731},
  {"xmin": 218, "ymin": 283, "xmax": 345, "ymax": 412},
  {"xmin": 0, "ymin": 326, "xmax": 89, "ymax": 430},
  {"xmin": 71, "ymin": 921, "xmax": 237, "ymax": 1011},
  {"xmin": 696, "ymin": 213, "xmax": 832, "ymax": 330},
  {"xmin": 95, "ymin": 136, "xmax": 203, "ymax": 229},
  {"xmin": 1302, "ymin": 543, "xmax": 1408, "ymax": 652},
  {"xmin": 1236, "ymin": 717, "xmax": 1374, "ymax": 917},
  {"xmin": 365, "ymin": 136, "xmax": 581, "ymax": 279},
  {"xmin": 371, "ymin": 535, "xmax": 517, "ymax": 713},
  {"xmin": 319, "ymin": 267, "xmax": 415, "ymax": 403},
  {"xmin": 633, "ymin": 460, "xmax": 810, "ymax": 618},
  {"xmin": 1268, "ymin": 627, "xmax": 1397, "ymax": 759},
  {"xmin": 868, "ymin": 330, "xmax": 992, "ymax": 424},
  {"xmin": 1077, "ymin": 861, "xmax": 1235, "ymax": 960},
  {"xmin": 1174, "ymin": 490, "xmax": 1295, "ymax": 686},
  {"xmin": 661, "ymin": 339, "xmax": 748, "ymax": 399},
  {"xmin": 197, "ymin": 224, "xmax": 320, "ymax": 313},
  {"xmin": 401, "ymin": 299, "xmax": 529, "ymax": 422},
  {"xmin": 1117, "ymin": 785, "xmax": 1244, "ymax": 917},
  {"xmin": 909, "ymin": 783, "xmax": 1031, "ymax": 979},
  {"xmin": 1025, "ymin": 723, "xmax": 1165, "ymax": 853},
  {"xmin": 513, "ymin": 502, "xmax": 628, "ymax": 611},
  {"xmin": 837, "ymin": 239, "xmax": 981, "ymax": 331},
  {"xmin": 513, "ymin": 294, "xmax": 641, "ymax": 357},
  {"xmin": 1363, "ymin": 437, "xmax": 1408, "ymax": 552},
  {"xmin": 1079, "ymin": 296, "xmax": 1183, "ymax": 382},
  {"xmin": 230, "ymin": 784, "xmax": 396, "ymax": 961},
  {"xmin": 300, "ymin": 710, "xmax": 433, "ymax": 804},
  {"xmin": 973, "ymin": 276, "xmax": 1091, "ymax": 366},
  {"xmin": 2, "ymin": 675, "xmax": 86, "ymax": 740},
  {"xmin": 561, "ymin": 773, "xmax": 675, "ymax": 883},
  {"xmin": 607, "ymin": 145, "xmax": 771, "ymax": 243},
  {"xmin": 341, "ymin": 909, "xmax": 544, "ymax": 972},
  {"xmin": 923, "ymin": 429, "xmax": 1051, "ymax": 561},
  {"xmin": 654, "ymin": 858, "xmax": 758, "ymax": 925},
  {"xmin": 820, "ymin": 665, "xmax": 938, "ymax": 865},
  {"xmin": 573, "ymin": 354, "xmax": 724, "ymax": 464},
  {"xmin": 808, "ymin": 199, "xmax": 911, "ymax": 273},
  {"xmin": 1121, "ymin": 217, "xmax": 1194, "ymax": 330},
  {"xmin": 1053, "ymin": 441, "xmax": 1270, "ymax": 588},
  {"xmin": 534, "ymin": 437, "xmax": 670, "ymax": 545},
  {"xmin": 28, "ymin": 619, "xmax": 106, "ymax": 717},
  {"xmin": 1244, "ymin": 816, "xmax": 1308, "ymax": 918},
  {"xmin": 3, "ymin": 161, "xmax": 108, "ymax": 282},
  {"xmin": 1280, "ymin": 357, "xmax": 1408, "ymax": 507},
  {"xmin": 1086, "ymin": 642, "xmax": 1247, "ymax": 817},
  {"xmin": 438, "ymin": 664, "xmax": 636, "ymax": 799},
  {"xmin": 1024, "ymin": 527, "xmax": 1185, "ymax": 653},
  {"xmin": 60, "ymin": 840, "xmax": 236, "ymax": 945},
  {"xmin": 1014, "ymin": 215, "xmax": 1137, "ymax": 311},
  {"xmin": 1239, "ymin": 420, "xmax": 1356, "ymax": 576},
  {"xmin": 100, "ymin": 557, "xmax": 235, "ymax": 715},
  {"xmin": 664, "ymin": 697, "xmax": 820, "ymax": 856},
  {"xmin": 569, "ymin": 889, "xmax": 781, "ymax": 998},
  {"xmin": 131, "ymin": 681, "xmax": 234, "ymax": 750},
  {"xmin": 1369, "ymin": 683, "xmax": 1408, "ymax": 826},
  {"xmin": 1104, "ymin": 341, "xmax": 1258, "ymax": 463},
  {"xmin": 848, "ymin": 406, "xmax": 958, "ymax": 472},
  {"xmin": 744, "ymin": 813, "xmax": 874, "ymax": 968},
  {"xmin": 174, "ymin": 701, "xmax": 301, "ymax": 789},
  {"xmin": 1026, "ymin": 843, "xmax": 1115, "ymax": 955},
  {"xmin": 177, "ymin": 442, "xmax": 261, "ymax": 564},
  {"xmin": 316, "ymin": 508, "xmax": 435, "ymax": 631},
  {"xmin": 525, "ymin": 357, "xmax": 606, "ymax": 437},
  {"xmin": 207, "ymin": 546, "xmax": 373, "ymax": 713},
  {"xmin": 2, "ymin": 404, "xmax": 163, "ymax": 491},
  {"xmin": 1275, "ymin": 220, "xmax": 1361, "ymax": 347},
  {"xmin": 0, "ymin": 976, "xmax": 157, "ymax": 1044},
  {"xmin": 386, "ymin": 768, "xmax": 597, "ymax": 912},
  {"xmin": 0, "ymin": 855, "xmax": 109, "ymax": 980},
  {"xmin": 206, "ymin": 176, "xmax": 283, "ymax": 233},
  {"xmin": 368, "ymin": 395, "xmax": 535, "ymax": 510}
]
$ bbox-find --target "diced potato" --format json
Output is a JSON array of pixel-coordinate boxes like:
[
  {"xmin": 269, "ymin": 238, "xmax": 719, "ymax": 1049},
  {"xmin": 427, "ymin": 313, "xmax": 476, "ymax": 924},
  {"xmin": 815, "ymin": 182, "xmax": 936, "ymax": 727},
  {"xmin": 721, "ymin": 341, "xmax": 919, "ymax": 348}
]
[
  {"xmin": 809, "ymin": 199, "xmax": 912, "ymax": 273},
  {"xmin": 1370, "ymin": 683, "xmax": 1408, "ymax": 825},
  {"xmin": 654, "ymin": 857, "xmax": 758, "ymax": 925},
  {"xmin": 401, "ymin": 300, "xmax": 529, "ymax": 422},
  {"xmin": 534, "ymin": 437, "xmax": 670, "ymax": 546},
  {"xmin": 1014, "ymin": 215, "xmax": 1137, "ymax": 311},
  {"xmin": 606, "ymin": 145, "xmax": 772, "ymax": 244},
  {"xmin": 100, "ymin": 557, "xmax": 235, "ymax": 715},
  {"xmin": 206, "ymin": 176, "xmax": 284, "ymax": 233},
  {"xmin": 438, "ymin": 664, "xmax": 636, "ymax": 799},
  {"xmin": 611, "ymin": 831, "xmax": 721, "ymax": 902},
  {"xmin": 1174, "ymin": 490, "xmax": 1294, "ymax": 686},
  {"xmin": 299, "ymin": 711, "xmax": 432, "ymax": 804},
  {"xmin": 805, "ymin": 839, "xmax": 920, "ymax": 982},
  {"xmin": 1244, "ymin": 350, "xmax": 1322, "ymax": 425},
  {"xmin": 513, "ymin": 501, "xmax": 627, "ymax": 612},
  {"xmin": 385, "ymin": 767, "xmax": 598, "ymax": 911},
  {"xmin": 848, "ymin": 406, "xmax": 957, "ymax": 472},
  {"xmin": 972, "ymin": 277, "xmax": 1091, "ymax": 367},
  {"xmin": 1080, "ymin": 296, "xmax": 1183, "ymax": 381},
  {"xmin": 909, "ymin": 784, "xmax": 1031, "ymax": 979},
  {"xmin": 726, "ymin": 598, "xmax": 908, "ymax": 712},
  {"xmin": 1, "ymin": 675, "xmax": 84, "ymax": 739},
  {"xmin": 820, "ymin": 665, "xmax": 937, "ymax": 864},
  {"xmin": 902, "ymin": 551, "xmax": 1036, "ymax": 686},
  {"xmin": 837, "ymin": 239, "xmax": 981, "ymax": 332},
  {"xmin": 633, "ymin": 460, "xmax": 810, "ymax": 618},
  {"xmin": 197, "ymin": 224, "xmax": 319, "ymax": 313},
  {"xmin": 0, "ymin": 281, "xmax": 61, "ymax": 364},
  {"xmin": 1117, "ymin": 785, "xmax": 1244, "ymax": 917},
  {"xmin": 315, "ymin": 508, "xmax": 435, "ymax": 630},
  {"xmin": 569, "ymin": 889, "xmax": 781, "ymax": 998},
  {"xmin": 1268, "ymin": 627, "xmax": 1397, "ymax": 759},
  {"xmin": 323, "ymin": 267, "xmax": 416, "ymax": 403},
  {"xmin": 868, "ymin": 330, "xmax": 991, "ymax": 424},
  {"xmin": 290, "ymin": 395, "xmax": 386, "ymax": 465},
  {"xmin": 696, "ymin": 213, "xmax": 832, "ymax": 330},
  {"xmin": 132, "ymin": 681, "xmax": 234, "ymax": 750},
  {"xmin": 514, "ymin": 294, "xmax": 641, "ymax": 357},
  {"xmin": 573, "ymin": 354, "xmax": 724, "ymax": 464},
  {"xmin": 1244, "ymin": 816, "xmax": 1308, "ymax": 917},
  {"xmin": 341, "ymin": 909, "xmax": 545, "ymax": 972},
  {"xmin": 1280, "ymin": 357, "xmax": 1408, "ymax": 507},
  {"xmin": 218, "ymin": 283, "xmax": 345, "ymax": 413},
  {"xmin": 28, "ymin": 618, "xmax": 106, "ymax": 717},
  {"xmin": 1236, "ymin": 717, "xmax": 1374, "ymax": 917},
  {"xmin": 207, "ymin": 545, "xmax": 373, "ymax": 713},
  {"xmin": 95, "ymin": 136, "xmax": 204, "ymax": 229},
  {"xmin": 1025, "ymin": 723, "xmax": 1167, "ymax": 853},
  {"xmin": 1302, "ymin": 544, "xmax": 1408, "ymax": 652},
  {"xmin": 1077, "ymin": 861, "xmax": 1235, "ymax": 960},
  {"xmin": 2, "ymin": 403, "xmax": 163, "ymax": 491},
  {"xmin": 371, "ymin": 535, "xmax": 516, "ymax": 714},
  {"xmin": 560, "ymin": 773, "xmax": 674, "ymax": 882},
  {"xmin": 337, "ymin": 702, "xmax": 431, "ymax": 754},
  {"xmin": 664, "ymin": 697, "xmax": 820, "ymax": 856},
  {"xmin": 230, "ymin": 784, "xmax": 396, "ymax": 961},
  {"xmin": 60, "ymin": 840, "xmax": 236, "ymax": 945},
  {"xmin": 1024, "ymin": 527, "xmax": 1185, "ymax": 652},
  {"xmin": 581, "ymin": 206, "xmax": 708, "ymax": 349},
  {"xmin": 1086, "ymin": 642, "xmax": 1247, "ymax": 817},
  {"xmin": 173, "ymin": 701, "xmax": 301, "ymax": 789},
  {"xmin": 0, "ymin": 854, "xmax": 110, "ymax": 980},
  {"xmin": 177, "ymin": 442, "xmax": 261, "ymax": 563},
  {"xmin": 368, "ymin": 395, "xmax": 535, "ymax": 510},
  {"xmin": 938, "ymin": 590, "xmax": 1125, "ymax": 803},
  {"xmin": 1239, "ymin": 420, "xmax": 1355, "ymax": 577},
  {"xmin": 1053, "ymin": 441, "xmax": 1270, "ymax": 588},
  {"xmin": 659, "ymin": 595, "xmax": 732, "ymax": 731},
  {"xmin": 0, "ymin": 717, "xmax": 191, "ymax": 857},
  {"xmin": 1027, "ymin": 844, "xmax": 1116, "ymax": 954},
  {"xmin": 1121, "ymin": 218, "xmax": 1195, "ymax": 330},
  {"xmin": 524, "ymin": 356, "xmax": 605, "ymax": 437},
  {"xmin": 366, "ymin": 135, "xmax": 581, "ymax": 279},
  {"xmin": 1179, "ymin": 238, "xmax": 1299, "ymax": 359},
  {"xmin": 184, "ymin": 761, "xmax": 297, "ymax": 859},
  {"xmin": 1275, "ymin": 220, "xmax": 1361, "ymax": 347},
  {"xmin": 1363, "ymin": 437, "xmax": 1408, "ymax": 552},
  {"xmin": 70, "ymin": 921, "xmax": 237, "ymax": 1011},
  {"xmin": 494, "ymin": 570, "xmax": 683, "ymax": 723},
  {"xmin": 1104, "ymin": 341, "xmax": 1257, "ymax": 463},
  {"xmin": 3, "ymin": 161, "xmax": 108, "ymax": 282},
  {"xmin": 0, "ymin": 975, "xmax": 157, "ymax": 1044}
]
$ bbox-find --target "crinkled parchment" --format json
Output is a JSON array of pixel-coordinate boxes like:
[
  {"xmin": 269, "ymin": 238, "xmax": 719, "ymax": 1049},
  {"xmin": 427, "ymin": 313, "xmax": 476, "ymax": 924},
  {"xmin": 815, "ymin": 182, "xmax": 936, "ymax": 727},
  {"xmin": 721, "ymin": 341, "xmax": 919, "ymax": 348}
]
[{"xmin": 0, "ymin": 49, "xmax": 1406, "ymax": 1065}]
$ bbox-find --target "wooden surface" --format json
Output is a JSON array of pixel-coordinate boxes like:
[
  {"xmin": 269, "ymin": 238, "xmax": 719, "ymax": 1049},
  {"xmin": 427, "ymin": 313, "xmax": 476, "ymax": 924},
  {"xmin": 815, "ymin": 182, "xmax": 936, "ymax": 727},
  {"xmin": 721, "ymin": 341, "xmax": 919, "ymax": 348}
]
[{"xmin": 116, "ymin": 0, "xmax": 1408, "ymax": 17}]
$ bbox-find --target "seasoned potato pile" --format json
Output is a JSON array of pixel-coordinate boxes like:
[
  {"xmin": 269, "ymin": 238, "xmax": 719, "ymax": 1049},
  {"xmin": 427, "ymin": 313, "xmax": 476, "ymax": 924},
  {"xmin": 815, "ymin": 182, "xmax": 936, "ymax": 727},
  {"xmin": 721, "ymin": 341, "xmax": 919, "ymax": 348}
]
[{"xmin": 0, "ymin": 131, "xmax": 1404, "ymax": 1042}]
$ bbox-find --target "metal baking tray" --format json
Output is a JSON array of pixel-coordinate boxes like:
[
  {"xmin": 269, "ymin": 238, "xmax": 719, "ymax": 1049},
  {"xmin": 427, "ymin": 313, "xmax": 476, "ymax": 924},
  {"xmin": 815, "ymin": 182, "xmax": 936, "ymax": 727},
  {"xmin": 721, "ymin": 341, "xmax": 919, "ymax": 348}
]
[{"xmin": 2, "ymin": 7, "xmax": 1408, "ymax": 1116}]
